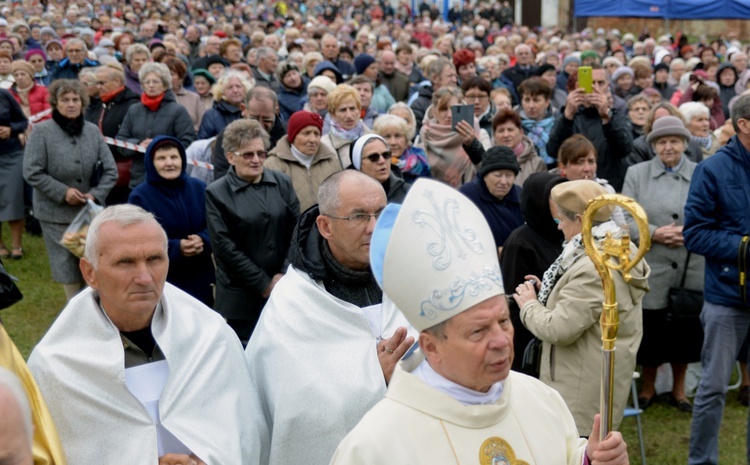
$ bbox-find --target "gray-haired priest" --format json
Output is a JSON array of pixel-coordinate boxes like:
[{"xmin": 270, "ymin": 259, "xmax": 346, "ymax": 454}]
[
  {"xmin": 330, "ymin": 179, "xmax": 629, "ymax": 465},
  {"xmin": 27, "ymin": 205, "xmax": 265, "ymax": 464}
]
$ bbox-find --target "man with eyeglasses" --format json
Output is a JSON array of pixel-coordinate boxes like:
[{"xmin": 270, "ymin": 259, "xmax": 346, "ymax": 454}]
[
  {"xmin": 212, "ymin": 86, "xmax": 286, "ymax": 180},
  {"xmin": 50, "ymin": 38, "xmax": 99, "ymax": 81},
  {"xmin": 244, "ymin": 169, "xmax": 416, "ymax": 465}
]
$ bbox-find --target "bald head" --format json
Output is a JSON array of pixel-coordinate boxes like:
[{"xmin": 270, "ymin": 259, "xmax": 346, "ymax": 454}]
[{"xmin": 381, "ymin": 50, "xmax": 396, "ymax": 75}]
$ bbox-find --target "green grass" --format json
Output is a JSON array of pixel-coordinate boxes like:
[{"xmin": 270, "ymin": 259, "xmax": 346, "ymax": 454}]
[{"xmin": 0, "ymin": 226, "xmax": 747, "ymax": 463}]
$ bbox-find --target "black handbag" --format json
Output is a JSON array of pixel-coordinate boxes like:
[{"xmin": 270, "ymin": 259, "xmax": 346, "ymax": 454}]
[
  {"xmin": 0, "ymin": 259, "xmax": 22, "ymax": 310},
  {"xmin": 667, "ymin": 251, "xmax": 703, "ymax": 321},
  {"xmin": 521, "ymin": 337, "xmax": 543, "ymax": 378},
  {"xmin": 89, "ymin": 160, "xmax": 103, "ymax": 188}
]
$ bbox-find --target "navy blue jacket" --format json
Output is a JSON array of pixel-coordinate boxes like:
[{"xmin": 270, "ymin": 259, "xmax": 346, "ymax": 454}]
[
  {"xmin": 128, "ymin": 135, "xmax": 215, "ymax": 307},
  {"xmin": 278, "ymin": 81, "xmax": 308, "ymax": 123},
  {"xmin": 50, "ymin": 57, "xmax": 100, "ymax": 81},
  {"xmin": 459, "ymin": 174, "xmax": 523, "ymax": 248},
  {"xmin": 684, "ymin": 136, "xmax": 750, "ymax": 307},
  {"xmin": 198, "ymin": 99, "xmax": 243, "ymax": 139}
]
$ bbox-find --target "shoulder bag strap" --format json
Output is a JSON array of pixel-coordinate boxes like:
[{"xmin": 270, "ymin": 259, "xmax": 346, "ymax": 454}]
[
  {"xmin": 740, "ymin": 236, "xmax": 749, "ymax": 306},
  {"xmin": 680, "ymin": 251, "xmax": 692, "ymax": 288}
]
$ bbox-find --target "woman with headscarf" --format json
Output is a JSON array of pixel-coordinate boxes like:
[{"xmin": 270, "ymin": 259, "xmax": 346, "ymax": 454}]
[
  {"xmin": 191, "ymin": 68, "xmax": 216, "ymax": 115},
  {"xmin": 350, "ymin": 133, "xmax": 410, "ymax": 203},
  {"xmin": 500, "ymin": 172, "xmax": 568, "ymax": 373},
  {"xmin": 514, "ymin": 179, "xmax": 650, "ymax": 436},
  {"xmin": 265, "ymin": 110, "xmax": 343, "ymax": 212},
  {"xmin": 277, "ymin": 62, "xmax": 307, "ymax": 123},
  {"xmin": 417, "ymin": 86, "xmax": 490, "ymax": 187},
  {"xmin": 128, "ymin": 136, "xmax": 214, "ymax": 307}
]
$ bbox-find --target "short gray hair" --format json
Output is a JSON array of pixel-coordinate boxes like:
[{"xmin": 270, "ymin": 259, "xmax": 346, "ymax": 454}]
[
  {"xmin": 222, "ymin": 118, "xmax": 270, "ymax": 153},
  {"xmin": 0, "ymin": 367, "xmax": 32, "ymax": 446},
  {"xmin": 387, "ymin": 102, "xmax": 417, "ymax": 140},
  {"xmin": 678, "ymin": 101, "xmax": 710, "ymax": 123},
  {"xmin": 318, "ymin": 170, "xmax": 378, "ymax": 215},
  {"xmin": 84, "ymin": 205, "xmax": 166, "ymax": 269},
  {"xmin": 256, "ymin": 46, "xmax": 277, "ymax": 62},
  {"xmin": 126, "ymin": 43, "xmax": 151, "ymax": 64},
  {"xmin": 427, "ymin": 57, "xmax": 453, "ymax": 83},
  {"xmin": 373, "ymin": 114, "xmax": 411, "ymax": 141},
  {"xmin": 138, "ymin": 62, "xmax": 171, "ymax": 90},
  {"xmin": 48, "ymin": 78, "xmax": 89, "ymax": 108},
  {"xmin": 732, "ymin": 93, "xmax": 750, "ymax": 133},
  {"xmin": 65, "ymin": 38, "xmax": 87, "ymax": 51}
]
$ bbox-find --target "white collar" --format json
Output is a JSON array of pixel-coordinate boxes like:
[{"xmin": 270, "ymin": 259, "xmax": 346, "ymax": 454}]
[{"xmin": 414, "ymin": 358, "xmax": 504, "ymax": 406}]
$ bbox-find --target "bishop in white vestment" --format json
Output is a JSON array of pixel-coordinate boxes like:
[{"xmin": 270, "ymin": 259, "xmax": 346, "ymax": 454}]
[{"xmin": 331, "ymin": 179, "xmax": 630, "ymax": 465}]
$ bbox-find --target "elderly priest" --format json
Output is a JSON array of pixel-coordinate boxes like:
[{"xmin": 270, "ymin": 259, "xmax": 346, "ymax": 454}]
[
  {"xmin": 28, "ymin": 205, "xmax": 264, "ymax": 465},
  {"xmin": 330, "ymin": 179, "xmax": 629, "ymax": 465}
]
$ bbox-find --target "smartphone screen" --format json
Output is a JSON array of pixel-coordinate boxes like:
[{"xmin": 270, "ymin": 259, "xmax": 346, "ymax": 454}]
[
  {"xmin": 578, "ymin": 66, "xmax": 593, "ymax": 94},
  {"xmin": 451, "ymin": 104, "xmax": 474, "ymax": 131}
]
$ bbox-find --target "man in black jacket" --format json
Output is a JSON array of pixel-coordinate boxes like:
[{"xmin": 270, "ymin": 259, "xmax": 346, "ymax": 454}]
[
  {"xmin": 546, "ymin": 66, "xmax": 633, "ymax": 192},
  {"xmin": 85, "ymin": 65, "xmax": 140, "ymax": 204},
  {"xmin": 501, "ymin": 43, "xmax": 536, "ymax": 95}
]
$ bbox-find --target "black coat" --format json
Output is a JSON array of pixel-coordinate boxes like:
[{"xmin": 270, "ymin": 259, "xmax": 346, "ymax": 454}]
[
  {"xmin": 409, "ymin": 84, "xmax": 433, "ymax": 135},
  {"xmin": 205, "ymin": 167, "xmax": 300, "ymax": 321},
  {"xmin": 458, "ymin": 174, "xmax": 523, "ymax": 248},
  {"xmin": 502, "ymin": 64, "xmax": 536, "ymax": 95},
  {"xmin": 116, "ymin": 90, "xmax": 197, "ymax": 188},
  {"xmin": 500, "ymin": 172, "xmax": 567, "ymax": 373},
  {"xmin": 85, "ymin": 87, "xmax": 140, "ymax": 140},
  {"xmin": 546, "ymin": 106, "xmax": 633, "ymax": 192}
]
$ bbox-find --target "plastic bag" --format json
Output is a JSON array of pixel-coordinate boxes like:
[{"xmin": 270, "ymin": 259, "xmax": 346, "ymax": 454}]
[{"xmin": 60, "ymin": 200, "xmax": 103, "ymax": 258}]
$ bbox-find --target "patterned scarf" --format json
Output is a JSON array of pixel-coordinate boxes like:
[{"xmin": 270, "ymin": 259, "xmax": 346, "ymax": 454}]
[
  {"xmin": 691, "ymin": 134, "xmax": 712, "ymax": 150},
  {"xmin": 521, "ymin": 115, "xmax": 556, "ymax": 165},
  {"xmin": 537, "ymin": 221, "xmax": 621, "ymax": 306},
  {"xmin": 329, "ymin": 119, "xmax": 367, "ymax": 143}
]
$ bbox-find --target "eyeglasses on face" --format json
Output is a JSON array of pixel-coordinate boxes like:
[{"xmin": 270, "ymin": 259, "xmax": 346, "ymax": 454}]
[
  {"xmin": 322, "ymin": 211, "xmax": 382, "ymax": 225},
  {"xmin": 364, "ymin": 151, "xmax": 392, "ymax": 163},
  {"xmin": 232, "ymin": 150, "xmax": 267, "ymax": 160}
]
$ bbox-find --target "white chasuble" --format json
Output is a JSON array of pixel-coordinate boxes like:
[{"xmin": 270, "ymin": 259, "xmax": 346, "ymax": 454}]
[
  {"xmin": 244, "ymin": 264, "xmax": 415, "ymax": 465},
  {"xmin": 28, "ymin": 284, "xmax": 266, "ymax": 465},
  {"xmin": 331, "ymin": 359, "xmax": 587, "ymax": 465}
]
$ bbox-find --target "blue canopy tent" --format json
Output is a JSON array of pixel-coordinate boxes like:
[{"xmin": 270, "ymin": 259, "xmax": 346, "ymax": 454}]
[{"xmin": 575, "ymin": 0, "xmax": 750, "ymax": 19}]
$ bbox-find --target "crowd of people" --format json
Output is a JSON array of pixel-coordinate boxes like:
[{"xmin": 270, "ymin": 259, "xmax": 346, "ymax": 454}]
[{"xmin": 0, "ymin": 0, "xmax": 749, "ymax": 464}]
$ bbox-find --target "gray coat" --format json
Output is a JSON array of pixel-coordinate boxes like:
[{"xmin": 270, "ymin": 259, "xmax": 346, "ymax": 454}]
[
  {"xmin": 116, "ymin": 90, "xmax": 196, "ymax": 188},
  {"xmin": 23, "ymin": 119, "xmax": 117, "ymax": 223},
  {"xmin": 622, "ymin": 156, "xmax": 705, "ymax": 309}
]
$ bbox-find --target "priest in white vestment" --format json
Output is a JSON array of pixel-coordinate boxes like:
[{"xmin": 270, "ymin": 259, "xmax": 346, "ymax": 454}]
[
  {"xmin": 28, "ymin": 205, "xmax": 265, "ymax": 465},
  {"xmin": 244, "ymin": 170, "xmax": 416, "ymax": 465},
  {"xmin": 330, "ymin": 179, "xmax": 630, "ymax": 465}
]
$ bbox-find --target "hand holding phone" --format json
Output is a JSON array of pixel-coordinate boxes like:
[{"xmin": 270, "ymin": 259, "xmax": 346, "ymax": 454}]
[
  {"xmin": 578, "ymin": 66, "xmax": 593, "ymax": 94},
  {"xmin": 451, "ymin": 104, "xmax": 474, "ymax": 131}
]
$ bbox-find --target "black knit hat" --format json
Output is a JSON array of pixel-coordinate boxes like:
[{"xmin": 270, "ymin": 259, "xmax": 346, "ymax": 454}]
[{"xmin": 480, "ymin": 146, "xmax": 520, "ymax": 177}]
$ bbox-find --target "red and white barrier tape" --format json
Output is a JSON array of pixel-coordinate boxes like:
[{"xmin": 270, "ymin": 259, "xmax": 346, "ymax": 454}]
[
  {"xmin": 28, "ymin": 108, "xmax": 52, "ymax": 124},
  {"xmin": 102, "ymin": 136, "xmax": 215, "ymax": 171}
]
